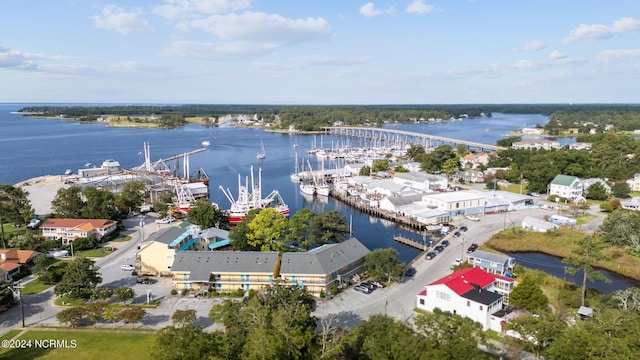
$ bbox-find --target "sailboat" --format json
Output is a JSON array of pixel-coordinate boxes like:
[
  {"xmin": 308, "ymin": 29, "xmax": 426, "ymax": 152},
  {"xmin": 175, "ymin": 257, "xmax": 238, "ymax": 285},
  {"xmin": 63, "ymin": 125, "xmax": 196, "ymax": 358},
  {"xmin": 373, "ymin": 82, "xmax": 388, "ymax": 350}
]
[
  {"xmin": 290, "ymin": 152, "xmax": 301, "ymax": 182},
  {"xmin": 256, "ymin": 140, "xmax": 266, "ymax": 160},
  {"xmin": 299, "ymin": 160, "xmax": 317, "ymax": 195},
  {"xmin": 315, "ymin": 159, "xmax": 330, "ymax": 197}
]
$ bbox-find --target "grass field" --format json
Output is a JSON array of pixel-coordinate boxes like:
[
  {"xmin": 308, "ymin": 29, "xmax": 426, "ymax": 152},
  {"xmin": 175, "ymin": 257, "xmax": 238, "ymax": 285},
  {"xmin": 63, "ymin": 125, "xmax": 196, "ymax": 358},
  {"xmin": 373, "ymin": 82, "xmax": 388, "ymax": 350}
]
[
  {"xmin": 0, "ymin": 329, "xmax": 156, "ymax": 360},
  {"xmin": 72, "ymin": 247, "xmax": 111, "ymax": 258},
  {"xmin": 486, "ymin": 227, "xmax": 640, "ymax": 280},
  {"xmin": 20, "ymin": 279, "xmax": 53, "ymax": 295}
]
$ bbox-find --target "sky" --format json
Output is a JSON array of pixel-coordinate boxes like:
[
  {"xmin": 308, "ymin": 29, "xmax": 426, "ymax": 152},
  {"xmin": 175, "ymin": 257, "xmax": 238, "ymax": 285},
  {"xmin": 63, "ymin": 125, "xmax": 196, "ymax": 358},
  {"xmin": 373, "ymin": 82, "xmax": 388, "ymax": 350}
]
[{"xmin": 1, "ymin": 0, "xmax": 640, "ymax": 105}]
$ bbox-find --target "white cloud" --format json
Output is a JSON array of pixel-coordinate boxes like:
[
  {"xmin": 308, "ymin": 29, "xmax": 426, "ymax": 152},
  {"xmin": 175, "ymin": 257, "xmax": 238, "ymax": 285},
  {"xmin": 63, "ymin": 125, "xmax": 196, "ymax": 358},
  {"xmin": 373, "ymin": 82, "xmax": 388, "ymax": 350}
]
[
  {"xmin": 255, "ymin": 55, "xmax": 370, "ymax": 70},
  {"xmin": 548, "ymin": 50, "xmax": 566, "ymax": 61},
  {"xmin": 0, "ymin": 46, "xmax": 79, "ymax": 72},
  {"xmin": 406, "ymin": 0, "xmax": 434, "ymax": 15},
  {"xmin": 153, "ymin": 0, "xmax": 253, "ymax": 19},
  {"xmin": 91, "ymin": 5, "xmax": 152, "ymax": 34},
  {"xmin": 360, "ymin": 2, "xmax": 383, "ymax": 17},
  {"xmin": 162, "ymin": 40, "xmax": 276, "ymax": 59},
  {"xmin": 564, "ymin": 16, "xmax": 640, "ymax": 44},
  {"xmin": 185, "ymin": 12, "xmax": 330, "ymax": 46},
  {"xmin": 515, "ymin": 40, "xmax": 545, "ymax": 52},
  {"xmin": 596, "ymin": 48, "xmax": 640, "ymax": 63}
]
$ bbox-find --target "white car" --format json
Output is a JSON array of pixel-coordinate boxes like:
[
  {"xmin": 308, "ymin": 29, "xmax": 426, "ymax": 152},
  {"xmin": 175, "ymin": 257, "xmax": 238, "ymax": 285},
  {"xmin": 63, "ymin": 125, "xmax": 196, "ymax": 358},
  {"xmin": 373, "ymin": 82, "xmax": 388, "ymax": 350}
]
[
  {"xmin": 121, "ymin": 264, "xmax": 135, "ymax": 271},
  {"xmin": 155, "ymin": 216, "xmax": 176, "ymax": 224},
  {"xmin": 466, "ymin": 215, "xmax": 480, "ymax": 222}
]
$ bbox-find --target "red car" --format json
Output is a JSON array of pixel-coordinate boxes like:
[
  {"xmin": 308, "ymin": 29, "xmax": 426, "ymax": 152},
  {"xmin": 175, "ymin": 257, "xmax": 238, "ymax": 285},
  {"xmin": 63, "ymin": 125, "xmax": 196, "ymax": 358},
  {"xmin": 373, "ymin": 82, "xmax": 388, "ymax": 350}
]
[{"xmin": 466, "ymin": 243, "xmax": 479, "ymax": 253}]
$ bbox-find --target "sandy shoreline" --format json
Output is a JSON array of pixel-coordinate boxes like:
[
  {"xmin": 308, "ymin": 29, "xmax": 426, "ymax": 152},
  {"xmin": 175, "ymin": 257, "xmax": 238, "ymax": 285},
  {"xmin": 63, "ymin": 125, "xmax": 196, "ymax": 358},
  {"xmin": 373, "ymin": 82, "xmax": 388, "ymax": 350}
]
[{"xmin": 16, "ymin": 175, "xmax": 68, "ymax": 215}]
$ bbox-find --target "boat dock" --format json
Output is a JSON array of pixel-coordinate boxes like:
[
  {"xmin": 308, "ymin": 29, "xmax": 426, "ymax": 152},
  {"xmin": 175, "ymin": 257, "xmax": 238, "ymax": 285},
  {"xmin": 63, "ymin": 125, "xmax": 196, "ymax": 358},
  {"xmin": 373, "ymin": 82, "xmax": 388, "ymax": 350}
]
[{"xmin": 393, "ymin": 236, "xmax": 427, "ymax": 251}]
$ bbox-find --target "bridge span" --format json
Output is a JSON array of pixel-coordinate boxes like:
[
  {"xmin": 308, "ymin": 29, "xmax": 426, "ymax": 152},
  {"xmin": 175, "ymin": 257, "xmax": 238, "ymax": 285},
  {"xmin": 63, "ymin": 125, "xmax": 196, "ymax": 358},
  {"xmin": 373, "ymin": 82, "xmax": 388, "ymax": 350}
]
[{"xmin": 323, "ymin": 126, "xmax": 506, "ymax": 152}]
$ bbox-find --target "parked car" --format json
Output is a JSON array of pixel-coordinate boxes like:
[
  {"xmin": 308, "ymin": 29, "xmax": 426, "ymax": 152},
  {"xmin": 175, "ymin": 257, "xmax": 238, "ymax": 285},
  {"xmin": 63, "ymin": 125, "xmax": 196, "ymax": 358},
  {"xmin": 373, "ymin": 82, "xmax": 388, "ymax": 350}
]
[
  {"xmin": 155, "ymin": 216, "xmax": 176, "ymax": 224},
  {"xmin": 466, "ymin": 215, "xmax": 480, "ymax": 222},
  {"xmin": 440, "ymin": 240, "xmax": 450, "ymax": 247},
  {"xmin": 136, "ymin": 277, "xmax": 158, "ymax": 284},
  {"xmin": 370, "ymin": 281, "xmax": 385, "ymax": 288},
  {"xmin": 360, "ymin": 282, "xmax": 377, "ymax": 291},
  {"xmin": 121, "ymin": 264, "xmax": 135, "ymax": 271},
  {"xmin": 452, "ymin": 231, "xmax": 461, "ymax": 238},
  {"xmin": 426, "ymin": 239, "xmax": 435, "ymax": 247},
  {"xmin": 459, "ymin": 226, "xmax": 468, "ymax": 232},
  {"xmin": 434, "ymin": 245, "xmax": 445, "ymax": 253},
  {"xmin": 354, "ymin": 285, "xmax": 371, "ymax": 294},
  {"xmin": 466, "ymin": 243, "xmax": 479, "ymax": 253},
  {"xmin": 405, "ymin": 267, "xmax": 416, "ymax": 277},
  {"xmin": 425, "ymin": 251, "xmax": 437, "ymax": 260},
  {"xmin": 27, "ymin": 218, "xmax": 41, "ymax": 230},
  {"xmin": 451, "ymin": 258, "xmax": 462, "ymax": 269}
]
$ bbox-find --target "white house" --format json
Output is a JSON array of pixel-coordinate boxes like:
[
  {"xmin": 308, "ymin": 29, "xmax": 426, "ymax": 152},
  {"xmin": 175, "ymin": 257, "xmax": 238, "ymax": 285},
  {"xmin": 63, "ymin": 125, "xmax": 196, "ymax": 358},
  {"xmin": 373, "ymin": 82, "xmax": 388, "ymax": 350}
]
[
  {"xmin": 393, "ymin": 172, "xmax": 448, "ymax": 192},
  {"xmin": 416, "ymin": 267, "xmax": 514, "ymax": 331},
  {"xmin": 621, "ymin": 197, "xmax": 640, "ymax": 211},
  {"xmin": 421, "ymin": 190, "xmax": 486, "ymax": 217},
  {"xmin": 512, "ymin": 139, "xmax": 560, "ymax": 150},
  {"xmin": 582, "ymin": 178, "xmax": 611, "ymax": 195},
  {"xmin": 548, "ymin": 174, "xmax": 583, "ymax": 200}
]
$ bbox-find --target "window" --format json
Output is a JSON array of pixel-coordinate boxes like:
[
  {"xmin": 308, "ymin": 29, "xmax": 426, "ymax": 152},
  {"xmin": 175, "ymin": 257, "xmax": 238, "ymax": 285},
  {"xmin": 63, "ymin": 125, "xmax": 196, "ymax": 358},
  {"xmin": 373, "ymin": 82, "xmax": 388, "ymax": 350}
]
[
  {"xmin": 467, "ymin": 300, "xmax": 470, "ymax": 307},
  {"xmin": 419, "ymin": 299, "xmax": 425, "ymax": 305},
  {"xmin": 436, "ymin": 291, "xmax": 451, "ymax": 301},
  {"xmin": 479, "ymin": 305, "xmax": 483, "ymax": 311}
]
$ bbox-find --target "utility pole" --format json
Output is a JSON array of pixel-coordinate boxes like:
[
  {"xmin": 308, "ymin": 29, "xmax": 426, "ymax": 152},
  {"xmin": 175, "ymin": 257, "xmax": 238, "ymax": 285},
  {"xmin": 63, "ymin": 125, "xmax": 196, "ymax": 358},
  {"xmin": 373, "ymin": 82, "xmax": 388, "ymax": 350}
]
[
  {"xmin": 11, "ymin": 281, "xmax": 26, "ymax": 327},
  {"xmin": 0, "ymin": 189, "xmax": 6, "ymax": 248}
]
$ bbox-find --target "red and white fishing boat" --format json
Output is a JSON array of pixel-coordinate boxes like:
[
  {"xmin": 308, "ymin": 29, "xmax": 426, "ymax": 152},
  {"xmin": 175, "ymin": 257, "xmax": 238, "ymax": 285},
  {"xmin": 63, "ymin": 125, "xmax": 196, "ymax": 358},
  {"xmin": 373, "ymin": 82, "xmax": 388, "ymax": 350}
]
[{"xmin": 218, "ymin": 166, "xmax": 290, "ymax": 225}]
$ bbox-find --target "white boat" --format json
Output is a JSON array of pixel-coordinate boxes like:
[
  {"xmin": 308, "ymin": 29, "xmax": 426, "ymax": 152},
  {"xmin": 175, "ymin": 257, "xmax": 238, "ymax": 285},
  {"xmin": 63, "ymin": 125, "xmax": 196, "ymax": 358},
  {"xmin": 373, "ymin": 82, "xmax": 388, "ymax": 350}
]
[
  {"xmin": 218, "ymin": 166, "xmax": 289, "ymax": 225},
  {"xmin": 202, "ymin": 140, "xmax": 211, "ymax": 147},
  {"xmin": 257, "ymin": 140, "xmax": 266, "ymax": 160},
  {"xmin": 290, "ymin": 152, "xmax": 301, "ymax": 182},
  {"xmin": 315, "ymin": 184, "xmax": 330, "ymax": 197},
  {"xmin": 64, "ymin": 169, "xmax": 72, "ymax": 175},
  {"xmin": 299, "ymin": 181, "xmax": 316, "ymax": 195}
]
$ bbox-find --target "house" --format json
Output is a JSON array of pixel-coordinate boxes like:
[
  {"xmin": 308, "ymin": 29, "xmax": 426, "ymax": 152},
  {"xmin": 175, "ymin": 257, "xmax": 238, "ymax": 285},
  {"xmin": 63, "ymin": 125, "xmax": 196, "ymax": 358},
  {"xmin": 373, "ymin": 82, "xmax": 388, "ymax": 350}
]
[
  {"xmin": 465, "ymin": 250, "xmax": 516, "ymax": 278},
  {"xmin": 393, "ymin": 172, "xmax": 448, "ymax": 192},
  {"xmin": 459, "ymin": 153, "xmax": 490, "ymax": 169},
  {"xmin": 379, "ymin": 194, "xmax": 449, "ymax": 225},
  {"xmin": 548, "ymin": 175, "xmax": 583, "ymax": 200},
  {"xmin": 521, "ymin": 216, "xmax": 559, "ymax": 232},
  {"xmin": 568, "ymin": 142, "xmax": 592, "ymax": 150},
  {"xmin": 421, "ymin": 190, "xmax": 486, "ymax": 218},
  {"xmin": 0, "ymin": 249, "xmax": 42, "ymax": 279},
  {"xmin": 511, "ymin": 139, "xmax": 560, "ymax": 150},
  {"xmin": 451, "ymin": 169, "xmax": 485, "ymax": 183},
  {"xmin": 621, "ymin": 197, "xmax": 640, "ymax": 211},
  {"xmin": 40, "ymin": 218, "xmax": 118, "ymax": 245},
  {"xmin": 416, "ymin": 267, "xmax": 515, "ymax": 331},
  {"xmin": 582, "ymin": 178, "xmax": 611, "ymax": 194},
  {"xmin": 484, "ymin": 191, "xmax": 535, "ymax": 214},
  {"xmin": 136, "ymin": 227, "xmax": 198, "ymax": 276},
  {"xmin": 578, "ymin": 306, "xmax": 593, "ymax": 320},
  {"xmin": 196, "ymin": 227, "xmax": 232, "ymax": 250},
  {"xmin": 626, "ymin": 174, "xmax": 640, "ymax": 192},
  {"xmin": 170, "ymin": 237, "xmax": 370, "ymax": 297}
]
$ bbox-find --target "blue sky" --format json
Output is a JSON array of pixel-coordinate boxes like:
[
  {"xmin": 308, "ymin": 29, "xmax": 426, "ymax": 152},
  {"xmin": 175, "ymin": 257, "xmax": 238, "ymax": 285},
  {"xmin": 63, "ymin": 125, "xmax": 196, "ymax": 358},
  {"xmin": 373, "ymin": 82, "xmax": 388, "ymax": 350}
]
[{"xmin": 1, "ymin": 0, "xmax": 639, "ymax": 104}]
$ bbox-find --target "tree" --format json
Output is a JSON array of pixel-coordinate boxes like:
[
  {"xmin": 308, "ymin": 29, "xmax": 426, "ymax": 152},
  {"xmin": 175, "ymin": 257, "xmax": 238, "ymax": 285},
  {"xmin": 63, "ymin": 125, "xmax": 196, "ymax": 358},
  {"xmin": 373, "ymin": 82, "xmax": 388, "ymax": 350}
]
[
  {"xmin": 228, "ymin": 209, "xmax": 260, "ymax": 251},
  {"xmin": 509, "ymin": 276, "xmax": 549, "ymax": 311},
  {"xmin": 54, "ymin": 257, "xmax": 102, "ymax": 299},
  {"xmin": 372, "ymin": 160, "xmax": 390, "ymax": 173},
  {"xmin": 503, "ymin": 311, "xmax": 566, "ymax": 359},
  {"xmin": 441, "ymin": 156, "xmax": 459, "ymax": 175},
  {"xmin": 611, "ymin": 182, "xmax": 631, "ymax": 198},
  {"xmin": 562, "ymin": 235, "xmax": 610, "ymax": 307},
  {"xmin": 115, "ymin": 180, "xmax": 146, "ymax": 214},
  {"xmin": 187, "ymin": 198, "xmax": 227, "ymax": 229},
  {"xmin": 310, "ymin": 210, "xmax": 349, "ymax": 247},
  {"xmin": 56, "ymin": 307, "xmax": 85, "ymax": 327},
  {"xmin": 82, "ymin": 187, "xmax": 117, "ymax": 219},
  {"xmin": 340, "ymin": 314, "xmax": 426, "ymax": 360},
  {"xmin": 84, "ymin": 301, "xmax": 108, "ymax": 327},
  {"xmin": 119, "ymin": 307, "xmax": 146, "ymax": 329},
  {"xmin": 359, "ymin": 165, "xmax": 371, "ymax": 176},
  {"xmin": 91, "ymin": 287, "xmax": 114, "ymax": 301},
  {"xmin": 0, "ymin": 184, "xmax": 34, "ymax": 227},
  {"xmin": 8, "ymin": 232, "xmax": 43, "ymax": 250},
  {"xmin": 153, "ymin": 190, "xmax": 175, "ymax": 218},
  {"xmin": 70, "ymin": 237, "xmax": 95, "ymax": 251},
  {"xmin": 414, "ymin": 311, "xmax": 488, "ymax": 360},
  {"xmin": 102, "ymin": 304, "xmax": 122, "ymax": 328},
  {"xmin": 114, "ymin": 286, "xmax": 135, "ymax": 303},
  {"xmin": 153, "ymin": 325, "xmax": 225, "ymax": 360},
  {"xmin": 171, "ymin": 309, "xmax": 197, "ymax": 328},
  {"xmin": 32, "ymin": 254, "xmax": 55, "ymax": 276},
  {"xmin": 586, "ymin": 182, "xmax": 608, "ymax": 201},
  {"xmin": 51, "ymin": 186, "xmax": 84, "ymax": 218},
  {"xmin": 599, "ymin": 209, "xmax": 640, "ymax": 252},
  {"xmin": 364, "ymin": 248, "xmax": 405, "ymax": 282},
  {"xmin": 246, "ymin": 208, "xmax": 288, "ymax": 252},
  {"xmin": 285, "ymin": 208, "xmax": 316, "ymax": 245},
  {"xmin": 0, "ymin": 283, "xmax": 14, "ymax": 307}
]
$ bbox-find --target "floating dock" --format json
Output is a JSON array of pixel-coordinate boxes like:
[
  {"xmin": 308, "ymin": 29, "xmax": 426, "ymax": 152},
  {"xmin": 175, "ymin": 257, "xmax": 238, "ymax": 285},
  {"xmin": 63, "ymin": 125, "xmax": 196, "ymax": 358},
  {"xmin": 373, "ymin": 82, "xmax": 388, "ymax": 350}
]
[{"xmin": 393, "ymin": 236, "xmax": 427, "ymax": 251}]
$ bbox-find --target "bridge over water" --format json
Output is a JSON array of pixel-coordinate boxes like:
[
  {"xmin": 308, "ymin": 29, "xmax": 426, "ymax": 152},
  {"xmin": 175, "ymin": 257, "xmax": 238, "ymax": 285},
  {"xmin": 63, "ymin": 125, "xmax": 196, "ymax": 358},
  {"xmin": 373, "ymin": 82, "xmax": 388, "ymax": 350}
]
[{"xmin": 323, "ymin": 126, "xmax": 505, "ymax": 152}]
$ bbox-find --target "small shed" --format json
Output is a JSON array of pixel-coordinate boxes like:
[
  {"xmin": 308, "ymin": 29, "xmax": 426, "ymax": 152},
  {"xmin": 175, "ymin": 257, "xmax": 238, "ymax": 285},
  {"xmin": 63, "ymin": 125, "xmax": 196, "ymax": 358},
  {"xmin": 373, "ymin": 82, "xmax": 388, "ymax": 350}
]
[
  {"xmin": 550, "ymin": 214, "xmax": 577, "ymax": 226},
  {"xmin": 521, "ymin": 216, "xmax": 559, "ymax": 232},
  {"xmin": 577, "ymin": 306, "xmax": 593, "ymax": 320}
]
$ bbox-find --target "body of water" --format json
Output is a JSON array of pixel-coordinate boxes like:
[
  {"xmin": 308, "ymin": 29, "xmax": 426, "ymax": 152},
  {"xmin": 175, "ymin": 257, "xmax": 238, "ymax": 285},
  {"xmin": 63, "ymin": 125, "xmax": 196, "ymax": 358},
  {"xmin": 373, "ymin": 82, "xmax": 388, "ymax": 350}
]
[
  {"xmin": 508, "ymin": 252, "xmax": 638, "ymax": 293},
  {"xmin": 0, "ymin": 105, "xmax": 550, "ymax": 265}
]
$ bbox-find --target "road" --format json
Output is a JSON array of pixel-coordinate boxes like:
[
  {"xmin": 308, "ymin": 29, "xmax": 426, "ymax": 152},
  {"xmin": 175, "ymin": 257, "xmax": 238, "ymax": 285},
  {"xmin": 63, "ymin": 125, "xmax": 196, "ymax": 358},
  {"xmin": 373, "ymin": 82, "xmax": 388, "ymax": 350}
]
[{"xmin": 1, "ymin": 203, "xmax": 603, "ymax": 333}]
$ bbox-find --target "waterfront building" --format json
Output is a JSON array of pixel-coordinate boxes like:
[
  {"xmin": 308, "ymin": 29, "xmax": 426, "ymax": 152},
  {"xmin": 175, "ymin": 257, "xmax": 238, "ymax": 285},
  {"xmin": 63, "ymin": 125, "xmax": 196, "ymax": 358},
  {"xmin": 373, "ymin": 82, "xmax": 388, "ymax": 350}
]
[
  {"xmin": 392, "ymin": 172, "xmax": 448, "ymax": 192},
  {"xmin": 548, "ymin": 174, "xmax": 583, "ymax": 200},
  {"xmin": 421, "ymin": 191, "xmax": 486, "ymax": 218}
]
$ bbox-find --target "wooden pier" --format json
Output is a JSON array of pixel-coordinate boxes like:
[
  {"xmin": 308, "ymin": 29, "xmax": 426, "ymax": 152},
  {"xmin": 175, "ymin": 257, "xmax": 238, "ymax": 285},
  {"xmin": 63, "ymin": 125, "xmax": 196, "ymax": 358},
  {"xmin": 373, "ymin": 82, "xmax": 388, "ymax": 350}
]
[{"xmin": 393, "ymin": 236, "xmax": 427, "ymax": 251}]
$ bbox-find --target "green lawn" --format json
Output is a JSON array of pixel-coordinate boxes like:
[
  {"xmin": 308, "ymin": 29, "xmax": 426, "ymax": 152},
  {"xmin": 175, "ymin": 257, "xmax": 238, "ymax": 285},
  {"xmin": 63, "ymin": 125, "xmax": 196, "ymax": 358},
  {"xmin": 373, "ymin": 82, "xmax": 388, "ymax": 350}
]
[
  {"xmin": 110, "ymin": 235, "xmax": 131, "ymax": 243},
  {"xmin": 0, "ymin": 330, "xmax": 21, "ymax": 341},
  {"xmin": 72, "ymin": 247, "xmax": 110, "ymax": 258},
  {"xmin": 20, "ymin": 279, "xmax": 54, "ymax": 295},
  {"xmin": 0, "ymin": 329, "xmax": 156, "ymax": 360}
]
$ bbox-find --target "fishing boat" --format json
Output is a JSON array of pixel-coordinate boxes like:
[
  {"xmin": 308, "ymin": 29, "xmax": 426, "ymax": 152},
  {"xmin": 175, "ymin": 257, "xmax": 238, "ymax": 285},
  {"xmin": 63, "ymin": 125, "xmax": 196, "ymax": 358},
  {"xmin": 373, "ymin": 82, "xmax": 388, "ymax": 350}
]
[
  {"xmin": 256, "ymin": 140, "xmax": 266, "ymax": 160},
  {"xmin": 218, "ymin": 166, "xmax": 289, "ymax": 225}
]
